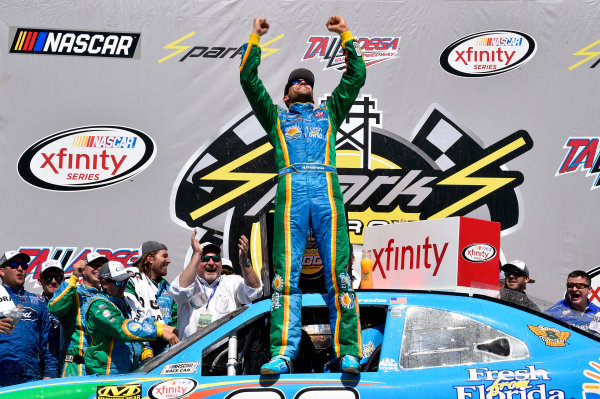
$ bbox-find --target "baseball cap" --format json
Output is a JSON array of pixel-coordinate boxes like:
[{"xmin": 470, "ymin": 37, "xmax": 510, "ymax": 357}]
[
  {"xmin": 134, "ymin": 241, "xmax": 168, "ymax": 264},
  {"xmin": 502, "ymin": 260, "xmax": 535, "ymax": 283},
  {"xmin": 0, "ymin": 250, "xmax": 31, "ymax": 266},
  {"xmin": 98, "ymin": 261, "xmax": 133, "ymax": 282},
  {"xmin": 86, "ymin": 252, "xmax": 108, "ymax": 264},
  {"xmin": 284, "ymin": 68, "xmax": 315, "ymax": 95},
  {"xmin": 201, "ymin": 242, "xmax": 221, "ymax": 255},
  {"xmin": 41, "ymin": 259, "xmax": 64, "ymax": 275},
  {"xmin": 221, "ymin": 258, "xmax": 233, "ymax": 275}
]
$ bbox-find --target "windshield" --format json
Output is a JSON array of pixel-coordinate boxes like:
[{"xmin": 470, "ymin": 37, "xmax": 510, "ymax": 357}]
[{"xmin": 137, "ymin": 305, "xmax": 248, "ymax": 373}]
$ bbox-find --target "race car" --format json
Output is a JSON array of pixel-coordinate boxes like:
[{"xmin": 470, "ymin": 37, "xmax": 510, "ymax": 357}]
[{"xmin": 0, "ymin": 290, "xmax": 598, "ymax": 399}]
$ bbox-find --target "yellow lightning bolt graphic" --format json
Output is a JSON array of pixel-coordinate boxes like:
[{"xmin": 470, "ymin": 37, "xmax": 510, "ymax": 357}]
[
  {"xmin": 158, "ymin": 32, "xmax": 196, "ymax": 64},
  {"xmin": 260, "ymin": 34, "xmax": 284, "ymax": 59},
  {"xmin": 429, "ymin": 137, "xmax": 527, "ymax": 220},
  {"xmin": 189, "ymin": 143, "xmax": 276, "ymax": 221},
  {"xmin": 569, "ymin": 39, "xmax": 600, "ymax": 70}
]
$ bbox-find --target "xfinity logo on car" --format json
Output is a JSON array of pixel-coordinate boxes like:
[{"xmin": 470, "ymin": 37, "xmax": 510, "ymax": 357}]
[
  {"xmin": 462, "ymin": 243, "xmax": 496, "ymax": 263},
  {"xmin": 148, "ymin": 378, "xmax": 197, "ymax": 399},
  {"xmin": 9, "ymin": 27, "xmax": 141, "ymax": 58},
  {"xmin": 18, "ymin": 126, "xmax": 156, "ymax": 191},
  {"xmin": 440, "ymin": 30, "xmax": 536, "ymax": 77}
]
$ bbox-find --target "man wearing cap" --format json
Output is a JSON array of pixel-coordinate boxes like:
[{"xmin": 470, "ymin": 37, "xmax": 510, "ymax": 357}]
[
  {"xmin": 545, "ymin": 270, "xmax": 600, "ymax": 336},
  {"xmin": 169, "ymin": 231, "xmax": 261, "ymax": 339},
  {"xmin": 499, "ymin": 260, "xmax": 540, "ymax": 312},
  {"xmin": 38, "ymin": 260, "xmax": 65, "ymax": 374},
  {"xmin": 239, "ymin": 15, "xmax": 365, "ymax": 374},
  {"xmin": 0, "ymin": 250, "xmax": 58, "ymax": 386},
  {"xmin": 48, "ymin": 251, "xmax": 106, "ymax": 376},
  {"xmin": 124, "ymin": 241, "xmax": 177, "ymax": 354},
  {"xmin": 84, "ymin": 261, "xmax": 179, "ymax": 375},
  {"xmin": 221, "ymin": 258, "xmax": 234, "ymax": 276}
]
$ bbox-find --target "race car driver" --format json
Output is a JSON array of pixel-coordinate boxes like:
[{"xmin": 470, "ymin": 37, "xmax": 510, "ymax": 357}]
[{"xmin": 240, "ymin": 15, "xmax": 365, "ymax": 374}]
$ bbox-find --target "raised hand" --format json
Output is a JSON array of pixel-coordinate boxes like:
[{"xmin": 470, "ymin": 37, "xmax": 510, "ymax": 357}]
[
  {"xmin": 326, "ymin": 15, "xmax": 348, "ymax": 34},
  {"xmin": 253, "ymin": 18, "xmax": 269, "ymax": 36}
]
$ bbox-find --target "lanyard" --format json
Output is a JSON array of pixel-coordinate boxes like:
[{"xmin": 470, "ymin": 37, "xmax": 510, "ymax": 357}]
[{"xmin": 200, "ymin": 281, "xmax": 220, "ymax": 309}]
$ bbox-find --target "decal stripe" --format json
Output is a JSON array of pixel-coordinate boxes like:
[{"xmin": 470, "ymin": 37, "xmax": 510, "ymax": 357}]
[
  {"xmin": 27, "ymin": 32, "xmax": 38, "ymax": 51},
  {"xmin": 34, "ymin": 32, "xmax": 47, "ymax": 51},
  {"xmin": 276, "ymin": 118, "xmax": 290, "ymax": 166},
  {"xmin": 76, "ymin": 294, "xmax": 84, "ymax": 376},
  {"xmin": 23, "ymin": 31, "xmax": 33, "ymax": 52},
  {"xmin": 327, "ymin": 172, "xmax": 342, "ymax": 357},
  {"xmin": 15, "ymin": 31, "xmax": 26, "ymax": 50},
  {"xmin": 325, "ymin": 115, "xmax": 332, "ymax": 165},
  {"xmin": 279, "ymin": 174, "xmax": 293, "ymax": 355},
  {"xmin": 106, "ymin": 338, "xmax": 113, "ymax": 374},
  {"xmin": 239, "ymin": 43, "xmax": 252, "ymax": 72}
]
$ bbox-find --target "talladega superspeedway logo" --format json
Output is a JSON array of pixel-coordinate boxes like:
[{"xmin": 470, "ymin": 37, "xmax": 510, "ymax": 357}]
[{"xmin": 169, "ymin": 97, "xmax": 533, "ymax": 268}]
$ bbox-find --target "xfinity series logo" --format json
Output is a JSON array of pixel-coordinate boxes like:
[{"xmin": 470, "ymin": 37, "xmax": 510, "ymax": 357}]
[
  {"xmin": 440, "ymin": 30, "xmax": 536, "ymax": 77},
  {"xmin": 170, "ymin": 96, "xmax": 532, "ymax": 266},
  {"xmin": 18, "ymin": 126, "xmax": 156, "ymax": 191},
  {"xmin": 148, "ymin": 378, "xmax": 197, "ymax": 399},
  {"xmin": 462, "ymin": 244, "xmax": 496, "ymax": 263},
  {"xmin": 302, "ymin": 36, "xmax": 400, "ymax": 70},
  {"xmin": 9, "ymin": 27, "xmax": 140, "ymax": 58},
  {"xmin": 556, "ymin": 138, "xmax": 600, "ymax": 190}
]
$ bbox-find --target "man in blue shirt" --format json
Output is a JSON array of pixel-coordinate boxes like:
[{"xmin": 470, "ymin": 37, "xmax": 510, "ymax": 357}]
[
  {"xmin": 0, "ymin": 250, "xmax": 58, "ymax": 386},
  {"xmin": 545, "ymin": 270, "xmax": 600, "ymax": 336}
]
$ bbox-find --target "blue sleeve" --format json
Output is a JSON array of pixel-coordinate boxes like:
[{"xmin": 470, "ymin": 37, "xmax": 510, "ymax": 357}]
[{"xmin": 39, "ymin": 304, "xmax": 58, "ymax": 378}]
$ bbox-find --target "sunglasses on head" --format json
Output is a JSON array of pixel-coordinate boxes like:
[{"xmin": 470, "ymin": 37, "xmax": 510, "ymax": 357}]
[
  {"xmin": 201, "ymin": 255, "xmax": 221, "ymax": 263},
  {"xmin": 566, "ymin": 282, "xmax": 590, "ymax": 289},
  {"xmin": 109, "ymin": 279, "xmax": 128, "ymax": 287},
  {"xmin": 43, "ymin": 275, "xmax": 64, "ymax": 283},
  {"xmin": 290, "ymin": 79, "xmax": 312, "ymax": 87},
  {"xmin": 6, "ymin": 262, "xmax": 28, "ymax": 270}
]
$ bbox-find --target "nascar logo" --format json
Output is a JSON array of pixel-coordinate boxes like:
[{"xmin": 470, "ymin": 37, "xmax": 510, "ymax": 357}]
[{"xmin": 9, "ymin": 27, "xmax": 140, "ymax": 58}]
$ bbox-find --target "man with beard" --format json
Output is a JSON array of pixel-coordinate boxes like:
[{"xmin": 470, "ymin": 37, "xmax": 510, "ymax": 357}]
[
  {"xmin": 0, "ymin": 250, "xmax": 57, "ymax": 386},
  {"xmin": 499, "ymin": 260, "xmax": 540, "ymax": 312},
  {"xmin": 545, "ymin": 270, "xmax": 600, "ymax": 336},
  {"xmin": 48, "ymin": 252, "xmax": 106, "ymax": 376},
  {"xmin": 169, "ymin": 231, "xmax": 261, "ymax": 339}
]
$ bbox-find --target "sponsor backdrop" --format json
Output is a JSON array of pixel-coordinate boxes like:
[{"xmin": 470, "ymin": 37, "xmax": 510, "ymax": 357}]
[{"xmin": 1, "ymin": 0, "xmax": 598, "ymax": 305}]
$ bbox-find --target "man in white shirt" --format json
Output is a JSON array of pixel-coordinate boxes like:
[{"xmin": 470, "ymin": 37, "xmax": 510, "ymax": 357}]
[{"xmin": 169, "ymin": 231, "xmax": 262, "ymax": 339}]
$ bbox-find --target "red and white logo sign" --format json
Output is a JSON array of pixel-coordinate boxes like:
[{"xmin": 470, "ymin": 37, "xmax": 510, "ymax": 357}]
[
  {"xmin": 440, "ymin": 30, "xmax": 536, "ymax": 77},
  {"xmin": 18, "ymin": 125, "xmax": 156, "ymax": 191},
  {"xmin": 148, "ymin": 378, "xmax": 197, "ymax": 399},
  {"xmin": 462, "ymin": 243, "xmax": 496, "ymax": 262}
]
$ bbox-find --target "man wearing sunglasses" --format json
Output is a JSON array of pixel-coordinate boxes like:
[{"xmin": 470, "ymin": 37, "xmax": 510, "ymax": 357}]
[
  {"xmin": 48, "ymin": 252, "xmax": 107, "ymax": 376},
  {"xmin": 499, "ymin": 260, "xmax": 540, "ymax": 312},
  {"xmin": 84, "ymin": 261, "xmax": 179, "ymax": 375},
  {"xmin": 0, "ymin": 250, "xmax": 58, "ymax": 386},
  {"xmin": 240, "ymin": 15, "xmax": 365, "ymax": 374},
  {"xmin": 38, "ymin": 260, "xmax": 65, "ymax": 374},
  {"xmin": 170, "ymin": 231, "xmax": 261, "ymax": 339},
  {"xmin": 545, "ymin": 270, "xmax": 600, "ymax": 336}
]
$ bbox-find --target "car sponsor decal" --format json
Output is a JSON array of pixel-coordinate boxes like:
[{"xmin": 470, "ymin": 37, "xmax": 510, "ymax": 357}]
[
  {"xmin": 379, "ymin": 357, "xmax": 399, "ymax": 371},
  {"xmin": 440, "ymin": 30, "xmax": 536, "ymax": 77},
  {"xmin": 302, "ymin": 36, "xmax": 400, "ymax": 70},
  {"xmin": 158, "ymin": 32, "xmax": 283, "ymax": 63},
  {"xmin": 97, "ymin": 384, "xmax": 142, "ymax": 399},
  {"xmin": 527, "ymin": 325, "xmax": 571, "ymax": 347},
  {"xmin": 556, "ymin": 137, "xmax": 600, "ymax": 190},
  {"xmin": 160, "ymin": 362, "xmax": 200, "ymax": 375},
  {"xmin": 9, "ymin": 27, "xmax": 140, "ymax": 58},
  {"xmin": 462, "ymin": 243, "xmax": 497, "ymax": 263},
  {"xmin": 454, "ymin": 366, "xmax": 564, "ymax": 399},
  {"xmin": 18, "ymin": 126, "xmax": 156, "ymax": 191},
  {"xmin": 583, "ymin": 357, "xmax": 600, "ymax": 398},
  {"xmin": 148, "ymin": 378, "xmax": 198, "ymax": 399},
  {"xmin": 569, "ymin": 39, "xmax": 600, "ymax": 70}
]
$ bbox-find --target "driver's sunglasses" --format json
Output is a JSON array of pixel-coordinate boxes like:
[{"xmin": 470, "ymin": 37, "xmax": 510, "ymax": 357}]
[
  {"xmin": 504, "ymin": 270, "xmax": 525, "ymax": 277},
  {"xmin": 566, "ymin": 282, "xmax": 590, "ymax": 289},
  {"xmin": 201, "ymin": 255, "xmax": 221, "ymax": 263},
  {"xmin": 6, "ymin": 262, "xmax": 28, "ymax": 270},
  {"xmin": 291, "ymin": 79, "xmax": 312, "ymax": 87},
  {"xmin": 109, "ymin": 279, "xmax": 128, "ymax": 288},
  {"xmin": 43, "ymin": 275, "xmax": 64, "ymax": 283}
]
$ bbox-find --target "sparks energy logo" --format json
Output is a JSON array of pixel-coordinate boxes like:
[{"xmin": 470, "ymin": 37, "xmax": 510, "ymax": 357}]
[
  {"xmin": 170, "ymin": 96, "xmax": 532, "ymax": 265},
  {"xmin": 556, "ymin": 138, "xmax": 600, "ymax": 190},
  {"xmin": 302, "ymin": 36, "xmax": 400, "ymax": 70},
  {"xmin": 569, "ymin": 39, "xmax": 600, "ymax": 70},
  {"xmin": 18, "ymin": 126, "xmax": 156, "ymax": 191},
  {"xmin": 440, "ymin": 30, "xmax": 536, "ymax": 77},
  {"xmin": 9, "ymin": 27, "xmax": 140, "ymax": 58},
  {"xmin": 158, "ymin": 32, "xmax": 283, "ymax": 63}
]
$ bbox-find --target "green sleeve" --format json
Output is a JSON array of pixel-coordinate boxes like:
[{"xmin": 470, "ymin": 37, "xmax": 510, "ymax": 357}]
[
  {"xmin": 87, "ymin": 298, "xmax": 159, "ymax": 342},
  {"xmin": 47, "ymin": 274, "xmax": 79, "ymax": 317},
  {"xmin": 239, "ymin": 35, "xmax": 279, "ymax": 139},
  {"xmin": 326, "ymin": 31, "xmax": 367, "ymax": 132}
]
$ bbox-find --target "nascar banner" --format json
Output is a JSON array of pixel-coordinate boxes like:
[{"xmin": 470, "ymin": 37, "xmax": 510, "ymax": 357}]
[{"xmin": 0, "ymin": 0, "xmax": 599, "ymax": 305}]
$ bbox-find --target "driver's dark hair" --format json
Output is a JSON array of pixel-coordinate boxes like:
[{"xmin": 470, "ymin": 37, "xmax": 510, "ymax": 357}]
[{"xmin": 567, "ymin": 270, "xmax": 591, "ymax": 285}]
